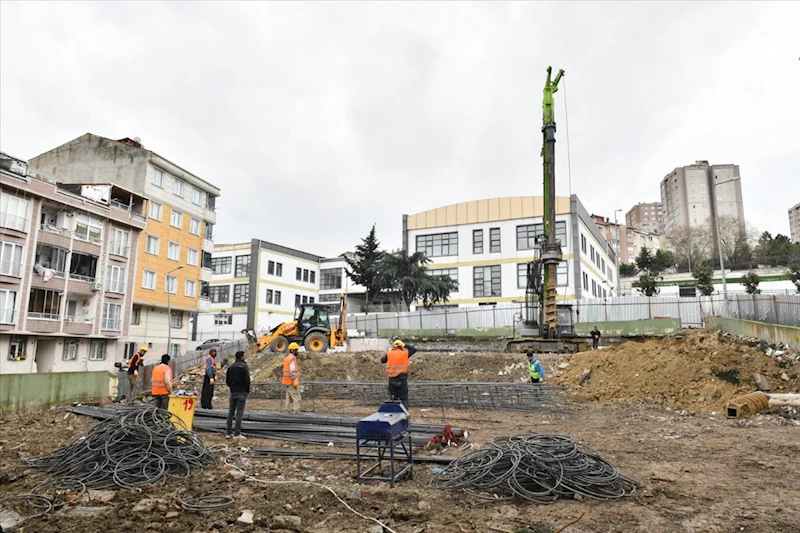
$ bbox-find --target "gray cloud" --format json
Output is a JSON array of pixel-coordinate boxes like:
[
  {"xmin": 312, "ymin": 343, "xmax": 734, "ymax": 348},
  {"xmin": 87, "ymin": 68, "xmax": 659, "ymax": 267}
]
[{"xmin": 2, "ymin": 1, "xmax": 798, "ymax": 257}]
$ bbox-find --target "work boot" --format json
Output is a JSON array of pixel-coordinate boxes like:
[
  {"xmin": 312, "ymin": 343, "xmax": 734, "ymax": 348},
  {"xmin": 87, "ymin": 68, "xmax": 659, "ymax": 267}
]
[
  {"xmin": 233, "ymin": 435, "xmax": 246, "ymax": 440},
  {"xmin": 225, "ymin": 434, "xmax": 232, "ymax": 439}
]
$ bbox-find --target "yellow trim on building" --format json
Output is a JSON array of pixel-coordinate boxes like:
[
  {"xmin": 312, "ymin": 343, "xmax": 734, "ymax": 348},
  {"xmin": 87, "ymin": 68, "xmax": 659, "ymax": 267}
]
[
  {"xmin": 256, "ymin": 308, "xmax": 295, "ymax": 316},
  {"xmin": 406, "ymin": 196, "xmax": 573, "ymax": 231},
  {"xmin": 211, "ymin": 277, "xmax": 249, "ymax": 285},
  {"xmin": 260, "ymin": 248, "xmax": 320, "ymax": 265},
  {"xmin": 426, "ymin": 254, "xmax": 574, "ymax": 270},
  {"xmin": 214, "ymin": 243, "xmax": 251, "ymax": 253},
  {"xmin": 256, "ymin": 278, "xmax": 319, "ymax": 293}
]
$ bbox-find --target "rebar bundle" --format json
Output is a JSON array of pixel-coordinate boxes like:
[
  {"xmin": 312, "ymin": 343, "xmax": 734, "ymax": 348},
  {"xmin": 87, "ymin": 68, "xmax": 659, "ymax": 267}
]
[
  {"xmin": 26, "ymin": 406, "xmax": 214, "ymax": 490},
  {"xmin": 430, "ymin": 434, "xmax": 637, "ymax": 503},
  {"xmin": 250, "ymin": 381, "xmax": 570, "ymax": 412}
]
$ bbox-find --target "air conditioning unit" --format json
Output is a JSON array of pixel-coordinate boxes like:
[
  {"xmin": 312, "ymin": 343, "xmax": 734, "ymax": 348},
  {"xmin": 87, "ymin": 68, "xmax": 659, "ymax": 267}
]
[{"xmin": 92, "ymin": 280, "xmax": 102, "ymax": 291}]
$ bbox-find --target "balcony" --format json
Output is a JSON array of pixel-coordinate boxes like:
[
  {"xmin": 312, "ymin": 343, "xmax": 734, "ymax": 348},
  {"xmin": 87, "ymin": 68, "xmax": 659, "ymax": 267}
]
[
  {"xmin": 101, "ymin": 318, "xmax": 121, "ymax": 333},
  {"xmin": 37, "ymin": 224, "xmax": 72, "ymax": 249},
  {"xmin": 27, "ymin": 312, "xmax": 61, "ymax": 333},
  {"xmin": 202, "ymin": 238, "xmax": 214, "ymax": 253},
  {"xmin": 30, "ymin": 270, "xmax": 67, "ymax": 292},
  {"xmin": 64, "ymin": 317, "xmax": 93, "ymax": 335},
  {"xmin": 0, "ymin": 212, "xmax": 29, "ymax": 233},
  {"xmin": 198, "ymin": 297, "xmax": 211, "ymax": 312},
  {"xmin": 200, "ymin": 267, "xmax": 212, "ymax": 282},
  {"xmin": 109, "ymin": 241, "xmax": 130, "ymax": 258}
]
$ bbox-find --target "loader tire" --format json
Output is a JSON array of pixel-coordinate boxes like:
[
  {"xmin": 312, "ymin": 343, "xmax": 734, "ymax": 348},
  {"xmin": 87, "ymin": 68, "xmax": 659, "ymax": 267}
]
[
  {"xmin": 304, "ymin": 333, "xmax": 329, "ymax": 353},
  {"xmin": 270, "ymin": 336, "xmax": 289, "ymax": 353}
]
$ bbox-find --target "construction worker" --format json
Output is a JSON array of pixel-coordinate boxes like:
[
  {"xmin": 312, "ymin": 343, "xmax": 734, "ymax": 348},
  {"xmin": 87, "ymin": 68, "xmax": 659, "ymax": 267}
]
[
  {"xmin": 126, "ymin": 345, "xmax": 147, "ymax": 401},
  {"xmin": 226, "ymin": 351, "xmax": 251, "ymax": 439},
  {"xmin": 527, "ymin": 352, "xmax": 545, "ymax": 384},
  {"xmin": 151, "ymin": 354, "xmax": 173, "ymax": 410},
  {"xmin": 282, "ymin": 342, "xmax": 301, "ymax": 413},
  {"xmin": 381, "ymin": 339, "xmax": 416, "ymax": 407},
  {"xmin": 590, "ymin": 326, "xmax": 602, "ymax": 350},
  {"xmin": 200, "ymin": 348, "xmax": 217, "ymax": 409}
]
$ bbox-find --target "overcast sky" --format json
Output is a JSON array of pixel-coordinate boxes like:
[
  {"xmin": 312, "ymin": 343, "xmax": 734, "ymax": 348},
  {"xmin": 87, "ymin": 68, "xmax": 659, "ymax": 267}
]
[{"xmin": 2, "ymin": 1, "xmax": 798, "ymax": 257}]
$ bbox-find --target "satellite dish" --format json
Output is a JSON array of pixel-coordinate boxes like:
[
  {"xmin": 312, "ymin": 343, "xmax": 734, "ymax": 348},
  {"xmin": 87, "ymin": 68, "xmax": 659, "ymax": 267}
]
[{"xmin": 134, "ymin": 137, "xmax": 142, "ymax": 144}]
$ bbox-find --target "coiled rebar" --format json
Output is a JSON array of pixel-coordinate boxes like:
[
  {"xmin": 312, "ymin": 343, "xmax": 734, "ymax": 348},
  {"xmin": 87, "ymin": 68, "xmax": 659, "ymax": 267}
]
[
  {"xmin": 430, "ymin": 434, "xmax": 637, "ymax": 503},
  {"xmin": 23, "ymin": 406, "xmax": 215, "ymax": 490}
]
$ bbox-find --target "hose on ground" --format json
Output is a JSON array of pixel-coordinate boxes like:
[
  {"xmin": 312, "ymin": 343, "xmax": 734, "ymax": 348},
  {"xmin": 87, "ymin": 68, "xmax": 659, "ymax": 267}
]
[{"xmin": 181, "ymin": 495, "xmax": 235, "ymax": 512}]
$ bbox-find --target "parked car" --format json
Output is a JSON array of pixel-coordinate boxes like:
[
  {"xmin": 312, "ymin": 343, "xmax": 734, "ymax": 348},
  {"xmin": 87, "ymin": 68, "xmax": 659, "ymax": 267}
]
[{"xmin": 196, "ymin": 338, "xmax": 223, "ymax": 352}]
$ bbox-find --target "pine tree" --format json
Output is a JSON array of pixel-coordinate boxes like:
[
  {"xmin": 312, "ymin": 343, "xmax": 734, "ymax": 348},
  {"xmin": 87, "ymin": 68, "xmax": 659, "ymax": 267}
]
[{"xmin": 344, "ymin": 225, "xmax": 386, "ymax": 311}]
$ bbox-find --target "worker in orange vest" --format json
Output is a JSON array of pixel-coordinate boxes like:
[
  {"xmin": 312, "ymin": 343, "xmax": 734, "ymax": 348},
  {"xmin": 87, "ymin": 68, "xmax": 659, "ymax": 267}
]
[
  {"xmin": 151, "ymin": 354, "xmax": 174, "ymax": 410},
  {"xmin": 126, "ymin": 345, "xmax": 148, "ymax": 401},
  {"xmin": 282, "ymin": 342, "xmax": 301, "ymax": 413},
  {"xmin": 201, "ymin": 348, "xmax": 217, "ymax": 409},
  {"xmin": 381, "ymin": 339, "xmax": 416, "ymax": 407}
]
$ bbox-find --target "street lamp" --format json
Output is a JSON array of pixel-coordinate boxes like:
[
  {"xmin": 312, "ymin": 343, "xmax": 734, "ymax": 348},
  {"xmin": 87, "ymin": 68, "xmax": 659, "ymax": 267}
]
[
  {"xmin": 166, "ymin": 265, "xmax": 184, "ymax": 355},
  {"xmin": 614, "ymin": 209, "xmax": 623, "ymax": 295},
  {"xmin": 710, "ymin": 174, "xmax": 738, "ymax": 317}
]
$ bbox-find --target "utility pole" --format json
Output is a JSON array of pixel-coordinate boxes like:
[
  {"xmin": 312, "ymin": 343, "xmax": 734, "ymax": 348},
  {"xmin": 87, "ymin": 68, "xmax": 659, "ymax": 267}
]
[
  {"xmin": 166, "ymin": 265, "xmax": 184, "ymax": 354},
  {"xmin": 710, "ymin": 172, "xmax": 739, "ymax": 317}
]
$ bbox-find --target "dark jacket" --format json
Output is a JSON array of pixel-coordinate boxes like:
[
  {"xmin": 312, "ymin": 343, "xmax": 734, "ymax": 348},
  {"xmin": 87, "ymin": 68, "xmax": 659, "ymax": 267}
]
[{"xmin": 226, "ymin": 360, "xmax": 251, "ymax": 394}]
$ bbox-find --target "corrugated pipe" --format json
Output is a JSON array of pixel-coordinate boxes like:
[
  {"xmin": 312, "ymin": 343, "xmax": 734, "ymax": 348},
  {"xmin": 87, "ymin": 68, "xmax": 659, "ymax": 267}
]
[{"xmin": 726, "ymin": 392, "xmax": 770, "ymax": 418}]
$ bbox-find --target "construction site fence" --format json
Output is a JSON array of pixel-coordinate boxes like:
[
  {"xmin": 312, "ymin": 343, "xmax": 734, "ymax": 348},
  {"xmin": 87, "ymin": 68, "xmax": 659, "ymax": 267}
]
[
  {"xmin": 337, "ymin": 294, "xmax": 800, "ymax": 336},
  {"xmin": 116, "ymin": 339, "xmax": 249, "ymax": 399}
]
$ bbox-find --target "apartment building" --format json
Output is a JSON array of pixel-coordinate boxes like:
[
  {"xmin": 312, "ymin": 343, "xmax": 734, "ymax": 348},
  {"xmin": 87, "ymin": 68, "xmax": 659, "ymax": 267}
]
[
  {"xmin": 194, "ymin": 240, "xmax": 322, "ymax": 339},
  {"xmin": 402, "ymin": 195, "xmax": 618, "ymax": 306},
  {"xmin": 1, "ymin": 153, "xmax": 146, "ymax": 374},
  {"xmin": 789, "ymin": 203, "xmax": 800, "ymax": 244},
  {"xmin": 29, "ymin": 134, "xmax": 220, "ymax": 360},
  {"xmin": 660, "ymin": 161, "xmax": 745, "ymax": 236},
  {"xmin": 591, "ymin": 215, "xmax": 662, "ymax": 265},
  {"xmin": 625, "ymin": 202, "xmax": 663, "ymax": 234}
]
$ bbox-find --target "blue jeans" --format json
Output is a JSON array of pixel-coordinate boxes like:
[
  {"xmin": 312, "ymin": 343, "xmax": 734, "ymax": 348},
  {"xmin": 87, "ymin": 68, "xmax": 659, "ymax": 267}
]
[{"xmin": 226, "ymin": 391, "xmax": 247, "ymax": 436}]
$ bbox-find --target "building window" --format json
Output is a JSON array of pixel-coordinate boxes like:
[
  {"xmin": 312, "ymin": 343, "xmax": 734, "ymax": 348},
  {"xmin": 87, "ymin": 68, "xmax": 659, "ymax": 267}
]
[
  {"xmin": 74, "ymin": 213, "xmax": 103, "ymax": 243},
  {"xmin": 516, "ymin": 221, "xmax": 567, "ymax": 251},
  {"xmin": 310, "ymin": 271, "xmax": 316, "ymax": 284},
  {"xmin": 169, "ymin": 344, "xmax": 180, "ymax": 357},
  {"xmin": 233, "ymin": 284, "xmax": 249, "ymax": 307},
  {"xmin": 171, "ymin": 311, "xmax": 183, "ymax": 328},
  {"xmin": 206, "ymin": 195, "xmax": 216, "ymax": 212},
  {"xmin": 473, "ymin": 265, "xmax": 501, "ymax": 298},
  {"xmin": 211, "ymin": 257, "xmax": 232, "ymax": 275},
  {"xmin": 131, "ymin": 305, "xmax": 141, "ymax": 325},
  {"xmin": 89, "ymin": 340, "xmax": 106, "ymax": 361},
  {"xmin": 209, "ymin": 285, "xmax": 230, "ymax": 303},
  {"xmin": 0, "ymin": 241, "xmax": 24, "ymax": 277},
  {"xmin": 146, "ymin": 235, "xmax": 159, "ymax": 255},
  {"xmin": 601, "ymin": 259, "xmax": 606, "ymax": 274},
  {"xmin": 303, "ymin": 269, "xmax": 309, "ymax": 282},
  {"xmin": 28, "ymin": 289, "xmax": 61, "ymax": 319},
  {"xmin": 190, "ymin": 218, "xmax": 201, "ymax": 235},
  {"xmin": 296, "ymin": 267, "xmax": 302, "ymax": 281},
  {"xmin": 168, "ymin": 242, "xmax": 180, "ymax": 261},
  {"xmin": 185, "ymin": 279, "xmax": 196, "ymax": 297},
  {"xmin": 235, "ymin": 255, "xmax": 251, "ymax": 278},
  {"xmin": 192, "ymin": 187, "xmax": 203, "ymax": 205},
  {"xmin": 0, "ymin": 289, "xmax": 17, "ymax": 324},
  {"xmin": 489, "ymin": 228, "xmax": 501, "ymax": 253},
  {"xmin": 106, "ymin": 265, "xmax": 126, "ymax": 293},
  {"xmin": 309, "ymin": 296, "xmax": 315, "ymax": 303},
  {"xmin": 320, "ymin": 268, "xmax": 343, "ymax": 290},
  {"xmin": 473, "ymin": 229, "xmax": 484, "ymax": 254},
  {"xmin": 295, "ymin": 294, "xmax": 301, "ymax": 307},
  {"xmin": 591, "ymin": 279, "xmax": 597, "ymax": 297},
  {"xmin": 214, "ymin": 313, "xmax": 232, "ymax": 325},
  {"xmin": 1, "ymin": 195, "xmax": 30, "ymax": 232},
  {"xmin": 319, "ymin": 294, "xmax": 340, "ymax": 303},
  {"xmin": 428, "ymin": 268, "xmax": 458, "ymax": 288},
  {"xmin": 590, "ymin": 246, "xmax": 595, "ymax": 263},
  {"xmin": 101, "ymin": 302, "xmax": 121, "ymax": 331},
  {"xmin": 268, "ymin": 260, "xmax": 275, "ymax": 275},
  {"xmin": 110, "ymin": 228, "xmax": 130, "ymax": 257},
  {"xmin": 166, "ymin": 275, "xmax": 178, "ymax": 294},
  {"xmin": 580, "ymin": 234, "xmax": 587, "ymax": 254},
  {"xmin": 275, "ymin": 290, "xmax": 282, "ymax": 305},
  {"xmin": 302, "ymin": 295, "xmax": 308, "ymax": 304},
  {"xmin": 152, "ymin": 168, "xmax": 164, "ymax": 187},
  {"xmin": 265, "ymin": 289, "xmax": 273, "ymax": 304},
  {"xmin": 69, "ymin": 252, "xmax": 98, "ymax": 282},
  {"xmin": 204, "ymin": 222, "xmax": 214, "ymax": 240},
  {"xmin": 35, "ymin": 244, "xmax": 67, "ymax": 275},
  {"xmin": 142, "ymin": 270, "xmax": 156, "ymax": 289},
  {"xmin": 149, "ymin": 201, "xmax": 162, "ymax": 221},
  {"xmin": 173, "ymin": 179, "xmax": 184, "ymax": 197},
  {"xmin": 7, "ymin": 335, "xmax": 27, "ymax": 360},
  {"xmin": 517, "ymin": 263, "xmax": 530, "ymax": 289},
  {"xmin": 276, "ymin": 263, "xmax": 283, "ymax": 277},
  {"xmin": 187, "ymin": 248, "xmax": 199, "ymax": 266},
  {"xmin": 170, "ymin": 209, "xmax": 183, "ymax": 229},
  {"xmin": 416, "ymin": 232, "xmax": 458, "ymax": 257},
  {"xmin": 63, "ymin": 339, "xmax": 79, "ymax": 361}
]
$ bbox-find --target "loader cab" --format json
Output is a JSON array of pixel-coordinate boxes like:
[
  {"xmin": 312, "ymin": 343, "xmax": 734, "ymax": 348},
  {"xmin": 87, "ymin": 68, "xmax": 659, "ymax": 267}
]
[{"xmin": 295, "ymin": 304, "xmax": 331, "ymax": 336}]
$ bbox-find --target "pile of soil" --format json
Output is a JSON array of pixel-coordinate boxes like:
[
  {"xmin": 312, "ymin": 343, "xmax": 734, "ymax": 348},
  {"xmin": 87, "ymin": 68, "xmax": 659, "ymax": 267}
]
[{"xmin": 551, "ymin": 330, "xmax": 799, "ymax": 412}]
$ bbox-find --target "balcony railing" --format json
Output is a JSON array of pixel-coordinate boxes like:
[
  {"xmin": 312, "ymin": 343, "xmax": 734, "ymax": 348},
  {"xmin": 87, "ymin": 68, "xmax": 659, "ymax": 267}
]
[
  {"xmin": 69, "ymin": 273, "xmax": 96, "ymax": 283},
  {"xmin": 40, "ymin": 223, "xmax": 71, "ymax": 237},
  {"xmin": 28, "ymin": 312, "xmax": 60, "ymax": 320},
  {"xmin": 0, "ymin": 213, "xmax": 29, "ymax": 232},
  {"xmin": 101, "ymin": 318, "xmax": 121, "ymax": 331},
  {"xmin": 0, "ymin": 309, "xmax": 15, "ymax": 324},
  {"xmin": 73, "ymin": 231, "xmax": 103, "ymax": 245},
  {"xmin": 109, "ymin": 241, "xmax": 130, "ymax": 257},
  {"xmin": 0, "ymin": 260, "xmax": 22, "ymax": 277},
  {"xmin": 65, "ymin": 315, "xmax": 93, "ymax": 324}
]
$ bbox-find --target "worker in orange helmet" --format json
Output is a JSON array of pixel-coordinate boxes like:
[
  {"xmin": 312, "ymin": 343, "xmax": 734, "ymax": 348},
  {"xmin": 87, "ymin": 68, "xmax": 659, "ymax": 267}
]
[
  {"xmin": 126, "ymin": 345, "xmax": 148, "ymax": 402},
  {"xmin": 282, "ymin": 342, "xmax": 301, "ymax": 412},
  {"xmin": 150, "ymin": 354, "xmax": 173, "ymax": 410},
  {"xmin": 381, "ymin": 339, "xmax": 416, "ymax": 407}
]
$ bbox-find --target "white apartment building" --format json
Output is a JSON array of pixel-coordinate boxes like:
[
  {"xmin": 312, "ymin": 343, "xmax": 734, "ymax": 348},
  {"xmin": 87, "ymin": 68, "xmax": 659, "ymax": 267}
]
[
  {"xmin": 789, "ymin": 203, "xmax": 800, "ymax": 244},
  {"xmin": 592, "ymin": 215, "xmax": 663, "ymax": 265},
  {"xmin": 402, "ymin": 196, "xmax": 618, "ymax": 308}
]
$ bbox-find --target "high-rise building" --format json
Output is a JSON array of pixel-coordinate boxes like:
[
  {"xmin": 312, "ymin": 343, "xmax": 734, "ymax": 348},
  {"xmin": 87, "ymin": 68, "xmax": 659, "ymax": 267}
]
[
  {"xmin": 660, "ymin": 161, "xmax": 745, "ymax": 236},
  {"xmin": 29, "ymin": 134, "xmax": 220, "ymax": 361},
  {"xmin": 625, "ymin": 202, "xmax": 663, "ymax": 234},
  {"xmin": 789, "ymin": 203, "xmax": 800, "ymax": 244},
  {"xmin": 1, "ymin": 152, "xmax": 146, "ymax": 374}
]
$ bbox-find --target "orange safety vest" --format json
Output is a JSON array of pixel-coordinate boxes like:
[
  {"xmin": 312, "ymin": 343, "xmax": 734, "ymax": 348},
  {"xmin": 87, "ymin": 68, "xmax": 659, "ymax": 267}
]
[
  {"xmin": 206, "ymin": 355, "xmax": 217, "ymax": 374},
  {"xmin": 151, "ymin": 364, "xmax": 172, "ymax": 396},
  {"xmin": 282, "ymin": 354, "xmax": 299, "ymax": 386},
  {"xmin": 385, "ymin": 348, "xmax": 409, "ymax": 378}
]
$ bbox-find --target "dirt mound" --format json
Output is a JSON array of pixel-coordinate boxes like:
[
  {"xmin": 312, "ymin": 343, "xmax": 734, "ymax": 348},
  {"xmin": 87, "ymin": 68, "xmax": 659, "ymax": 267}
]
[{"xmin": 551, "ymin": 330, "xmax": 799, "ymax": 412}]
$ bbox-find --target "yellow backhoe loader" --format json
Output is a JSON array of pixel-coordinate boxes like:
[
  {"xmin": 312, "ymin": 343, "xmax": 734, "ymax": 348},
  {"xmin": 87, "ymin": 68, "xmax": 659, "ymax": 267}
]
[{"xmin": 243, "ymin": 294, "xmax": 347, "ymax": 354}]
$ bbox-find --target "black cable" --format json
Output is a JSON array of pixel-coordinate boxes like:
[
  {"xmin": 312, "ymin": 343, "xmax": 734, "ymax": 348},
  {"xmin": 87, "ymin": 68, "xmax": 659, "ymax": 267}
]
[
  {"xmin": 181, "ymin": 495, "xmax": 234, "ymax": 512},
  {"xmin": 0, "ymin": 494, "xmax": 54, "ymax": 519}
]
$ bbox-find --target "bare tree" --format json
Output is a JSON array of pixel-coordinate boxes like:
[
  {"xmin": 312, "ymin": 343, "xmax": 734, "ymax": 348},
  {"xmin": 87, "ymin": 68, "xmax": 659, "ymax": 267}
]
[
  {"xmin": 713, "ymin": 216, "xmax": 758, "ymax": 266},
  {"xmin": 666, "ymin": 226, "xmax": 712, "ymax": 272}
]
